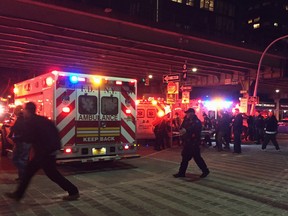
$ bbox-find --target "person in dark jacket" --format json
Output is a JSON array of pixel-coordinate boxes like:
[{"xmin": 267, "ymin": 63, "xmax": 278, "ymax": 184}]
[
  {"xmin": 262, "ymin": 111, "xmax": 280, "ymax": 151},
  {"xmin": 153, "ymin": 114, "xmax": 170, "ymax": 150},
  {"xmin": 254, "ymin": 110, "xmax": 265, "ymax": 144},
  {"xmin": 173, "ymin": 108, "xmax": 209, "ymax": 178},
  {"xmin": 216, "ymin": 111, "xmax": 231, "ymax": 151},
  {"xmin": 202, "ymin": 113, "xmax": 213, "ymax": 146},
  {"xmin": 232, "ymin": 108, "xmax": 243, "ymax": 154},
  {"xmin": 5, "ymin": 102, "xmax": 79, "ymax": 201},
  {"xmin": 8, "ymin": 105, "xmax": 31, "ymax": 182}
]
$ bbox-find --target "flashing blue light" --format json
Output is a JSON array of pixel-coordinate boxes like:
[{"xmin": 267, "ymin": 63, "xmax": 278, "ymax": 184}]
[{"xmin": 70, "ymin": 76, "xmax": 78, "ymax": 84}]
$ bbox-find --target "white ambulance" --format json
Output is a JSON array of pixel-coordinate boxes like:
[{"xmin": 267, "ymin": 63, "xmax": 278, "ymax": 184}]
[
  {"xmin": 13, "ymin": 70, "xmax": 138, "ymax": 163},
  {"xmin": 136, "ymin": 98, "xmax": 169, "ymax": 140}
]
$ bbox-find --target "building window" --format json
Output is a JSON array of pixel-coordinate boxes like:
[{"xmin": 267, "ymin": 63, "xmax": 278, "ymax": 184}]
[
  {"xmin": 253, "ymin": 23, "xmax": 260, "ymax": 29},
  {"xmin": 186, "ymin": 0, "xmax": 194, "ymax": 6},
  {"xmin": 200, "ymin": 0, "xmax": 214, "ymax": 11},
  {"xmin": 254, "ymin": 17, "xmax": 260, "ymax": 22},
  {"xmin": 171, "ymin": 0, "xmax": 182, "ymax": 3}
]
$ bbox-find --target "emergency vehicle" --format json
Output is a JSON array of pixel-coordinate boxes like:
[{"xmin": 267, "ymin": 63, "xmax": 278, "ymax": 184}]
[
  {"xmin": 13, "ymin": 71, "xmax": 138, "ymax": 163},
  {"xmin": 136, "ymin": 98, "xmax": 168, "ymax": 140}
]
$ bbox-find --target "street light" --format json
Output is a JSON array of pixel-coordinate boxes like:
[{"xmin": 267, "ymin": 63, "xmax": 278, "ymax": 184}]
[{"xmin": 250, "ymin": 34, "xmax": 288, "ymax": 115}]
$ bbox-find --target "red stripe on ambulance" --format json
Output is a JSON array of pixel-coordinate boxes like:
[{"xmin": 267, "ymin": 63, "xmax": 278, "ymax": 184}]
[{"xmin": 56, "ymin": 100, "xmax": 75, "ymax": 125}]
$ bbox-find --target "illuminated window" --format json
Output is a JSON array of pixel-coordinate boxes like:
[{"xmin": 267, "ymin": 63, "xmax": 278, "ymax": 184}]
[
  {"xmin": 200, "ymin": 0, "xmax": 214, "ymax": 11},
  {"xmin": 253, "ymin": 23, "xmax": 260, "ymax": 29},
  {"xmin": 186, "ymin": 0, "xmax": 194, "ymax": 6},
  {"xmin": 248, "ymin": 19, "xmax": 252, "ymax": 24},
  {"xmin": 254, "ymin": 17, "xmax": 260, "ymax": 22},
  {"xmin": 171, "ymin": 0, "xmax": 182, "ymax": 3}
]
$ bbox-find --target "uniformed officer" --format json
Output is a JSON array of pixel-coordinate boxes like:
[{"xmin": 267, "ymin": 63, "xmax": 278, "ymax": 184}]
[{"xmin": 173, "ymin": 108, "xmax": 210, "ymax": 178}]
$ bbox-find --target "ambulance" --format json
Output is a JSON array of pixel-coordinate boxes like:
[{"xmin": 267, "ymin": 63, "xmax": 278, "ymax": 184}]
[
  {"xmin": 136, "ymin": 98, "xmax": 169, "ymax": 140},
  {"xmin": 13, "ymin": 70, "xmax": 138, "ymax": 163}
]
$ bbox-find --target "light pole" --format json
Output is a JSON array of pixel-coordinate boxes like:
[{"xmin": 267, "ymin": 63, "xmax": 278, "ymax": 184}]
[{"xmin": 250, "ymin": 35, "xmax": 288, "ymax": 116}]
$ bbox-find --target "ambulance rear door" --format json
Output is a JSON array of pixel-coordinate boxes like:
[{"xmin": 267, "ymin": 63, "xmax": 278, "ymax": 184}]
[{"xmin": 136, "ymin": 104, "xmax": 157, "ymax": 140}]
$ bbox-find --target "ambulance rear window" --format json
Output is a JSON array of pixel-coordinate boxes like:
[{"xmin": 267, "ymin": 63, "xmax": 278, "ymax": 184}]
[
  {"xmin": 147, "ymin": 109, "xmax": 156, "ymax": 118},
  {"xmin": 78, "ymin": 95, "xmax": 97, "ymax": 114},
  {"xmin": 137, "ymin": 109, "xmax": 145, "ymax": 118},
  {"xmin": 101, "ymin": 97, "xmax": 118, "ymax": 115}
]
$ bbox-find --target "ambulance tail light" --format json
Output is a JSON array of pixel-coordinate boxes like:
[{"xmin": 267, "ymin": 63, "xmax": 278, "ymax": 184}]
[
  {"xmin": 124, "ymin": 145, "xmax": 129, "ymax": 150},
  {"xmin": 64, "ymin": 148, "xmax": 72, "ymax": 154},
  {"xmin": 62, "ymin": 106, "xmax": 71, "ymax": 113}
]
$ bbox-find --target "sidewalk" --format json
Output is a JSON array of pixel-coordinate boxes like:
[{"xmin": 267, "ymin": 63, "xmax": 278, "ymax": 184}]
[{"xmin": 1, "ymin": 135, "xmax": 288, "ymax": 215}]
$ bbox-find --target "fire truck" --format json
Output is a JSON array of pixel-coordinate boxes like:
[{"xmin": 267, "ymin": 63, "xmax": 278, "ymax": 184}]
[
  {"xmin": 12, "ymin": 70, "xmax": 138, "ymax": 163},
  {"xmin": 136, "ymin": 98, "xmax": 169, "ymax": 140}
]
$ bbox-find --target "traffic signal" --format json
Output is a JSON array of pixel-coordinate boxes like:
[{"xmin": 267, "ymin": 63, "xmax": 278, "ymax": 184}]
[
  {"xmin": 182, "ymin": 70, "xmax": 187, "ymax": 81},
  {"xmin": 182, "ymin": 63, "xmax": 187, "ymax": 81},
  {"xmin": 145, "ymin": 77, "xmax": 149, "ymax": 86}
]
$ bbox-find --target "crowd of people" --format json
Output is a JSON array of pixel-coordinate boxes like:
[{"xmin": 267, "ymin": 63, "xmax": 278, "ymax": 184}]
[
  {"xmin": 153, "ymin": 107, "xmax": 281, "ymax": 154},
  {"xmin": 5, "ymin": 102, "xmax": 281, "ymax": 200},
  {"xmin": 157, "ymin": 107, "xmax": 281, "ymax": 179}
]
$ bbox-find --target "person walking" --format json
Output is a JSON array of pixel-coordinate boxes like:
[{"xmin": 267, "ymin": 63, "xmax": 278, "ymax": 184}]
[
  {"xmin": 7, "ymin": 105, "xmax": 31, "ymax": 182},
  {"xmin": 262, "ymin": 111, "xmax": 280, "ymax": 151},
  {"xmin": 232, "ymin": 108, "xmax": 243, "ymax": 154},
  {"xmin": 173, "ymin": 108, "xmax": 210, "ymax": 178},
  {"xmin": 5, "ymin": 102, "xmax": 79, "ymax": 201}
]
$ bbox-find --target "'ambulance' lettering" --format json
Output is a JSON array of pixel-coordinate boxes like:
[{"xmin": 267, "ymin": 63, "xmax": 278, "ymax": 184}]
[
  {"xmin": 78, "ymin": 114, "xmax": 118, "ymax": 121},
  {"xmin": 79, "ymin": 114, "xmax": 99, "ymax": 121}
]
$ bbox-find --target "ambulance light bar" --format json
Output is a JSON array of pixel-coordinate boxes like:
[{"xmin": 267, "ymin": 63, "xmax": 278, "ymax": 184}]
[
  {"xmin": 45, "ymin": 77, "xmax": 54, "ymax": 86},
  {"xmin": 69, "ymin": 75, "xmax": 86, "ymax": 84}
]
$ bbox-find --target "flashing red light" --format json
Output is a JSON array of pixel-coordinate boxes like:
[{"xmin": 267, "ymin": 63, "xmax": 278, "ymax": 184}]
[
  {"xmin": 13, "ymin": 87, "xmax": 19, "ymax": 94},
  {"xmin": 65, "ymin": 148, "xmax": 72, "ymax": 153},
  {"xmin": 124, "ymin": 145, "xmax": 129, "ymax": 150},
  {"xmin": 46, "ymin": 77, "xmax": 54, "ymax": 86},
  {"xmin": 151, "ymin": 100, "xmax": 157, "ymax": 106},
  {"xmin": 62, "ymin": 107, "xmax": 71, "ymax": 113},
  {"xmin": 125, "ymin": 109, "xmax": 132, "ymax": 114}
]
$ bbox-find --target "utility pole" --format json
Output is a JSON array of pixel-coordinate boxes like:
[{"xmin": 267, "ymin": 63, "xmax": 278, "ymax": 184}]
[{"xmin": 250, "ymin": 35, "xmax": 288, "ymax": 116}]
